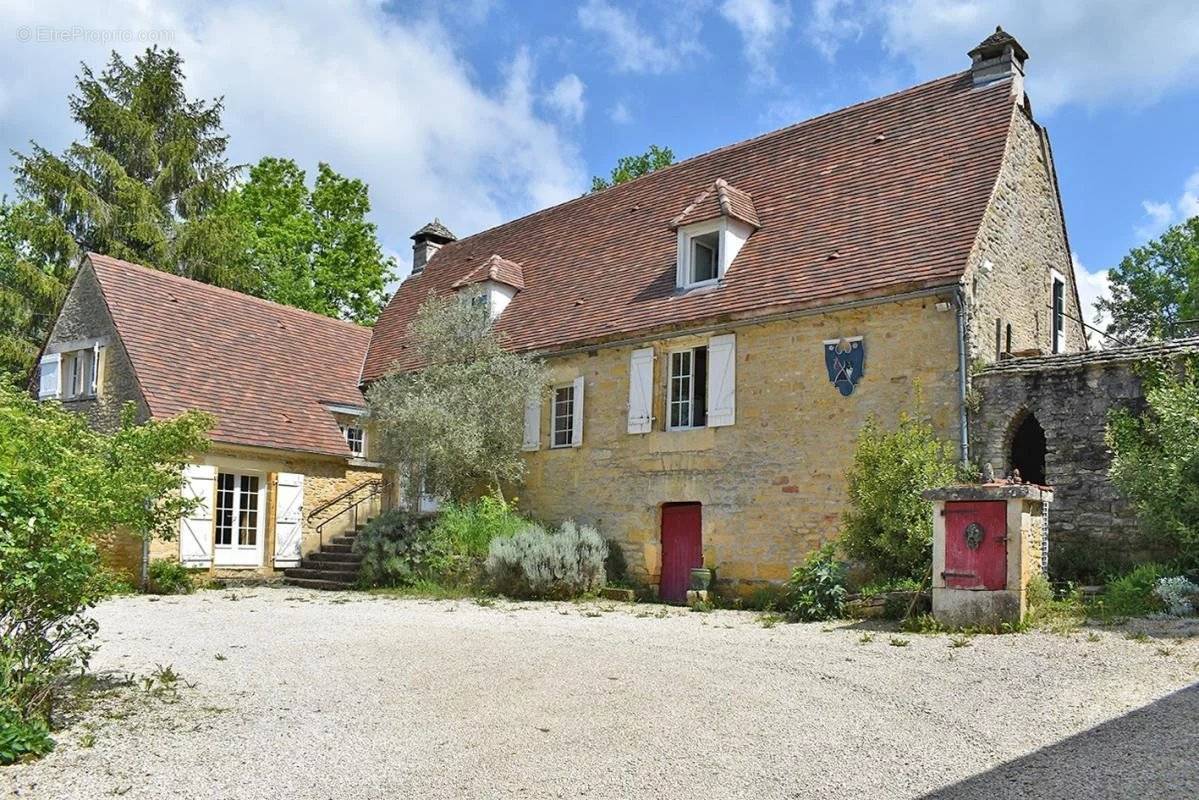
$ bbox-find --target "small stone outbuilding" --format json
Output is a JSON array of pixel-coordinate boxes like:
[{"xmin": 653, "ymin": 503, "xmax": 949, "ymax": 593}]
[{"xmin": 971, "ymin": 337, "xmax": 1199, "ymax": 579}]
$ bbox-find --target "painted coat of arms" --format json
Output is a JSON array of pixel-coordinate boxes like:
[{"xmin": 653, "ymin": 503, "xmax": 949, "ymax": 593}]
[{"xmin": 823, "ymin": 337, "xmax": 865, "ymax": 396}]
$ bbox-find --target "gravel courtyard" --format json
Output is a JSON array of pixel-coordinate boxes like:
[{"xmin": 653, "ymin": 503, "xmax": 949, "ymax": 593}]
[{"xmin": 4, "ymin": 588, "xmax": 1197, "ymax": 800}]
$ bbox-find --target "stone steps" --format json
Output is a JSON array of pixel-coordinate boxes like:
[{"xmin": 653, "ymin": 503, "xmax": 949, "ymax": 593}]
[{"xmin": 282, "ymin": 517, "xmax": 373, "ymax": 591}]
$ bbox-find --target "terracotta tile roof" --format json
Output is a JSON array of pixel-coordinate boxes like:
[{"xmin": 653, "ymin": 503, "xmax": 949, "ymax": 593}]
[
  {"xmin": 452, "ymin": 254, "xmax": 526, "ymax": 290},
  {"xmin": 87, "ymin": 254, "xmax": 370, "ymax": 457},
  {"xmin": 363, "ymin": 71, "xmax": 1017, "ymax": 381},
  {"xmin": 671, "ymin": 179, "xmax": 760, "ymax": 229}
]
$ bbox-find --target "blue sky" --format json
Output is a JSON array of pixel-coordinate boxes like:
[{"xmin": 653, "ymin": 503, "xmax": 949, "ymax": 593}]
[{"xmin": 2, "ymin": 1, "xmax": 1199, "ymax": 329}]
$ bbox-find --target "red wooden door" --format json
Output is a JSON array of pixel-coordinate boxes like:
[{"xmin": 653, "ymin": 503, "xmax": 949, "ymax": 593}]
[
  {"xmin": 943, "ymin": 501, "xmax": 1008, "ymax": 590},
  {"xmin": 660, "ymin": 503, "xmax": 702, "ymax": 604}
]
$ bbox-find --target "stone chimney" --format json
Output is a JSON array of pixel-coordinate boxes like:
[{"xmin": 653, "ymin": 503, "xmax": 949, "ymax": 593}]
[
  {"xmin": 410, "ymin": 218, "xmax": 456, "ymax": 275},
  {"xmin": 968, "ymin": 26, "xmax": 1028, "ymax": 101}
]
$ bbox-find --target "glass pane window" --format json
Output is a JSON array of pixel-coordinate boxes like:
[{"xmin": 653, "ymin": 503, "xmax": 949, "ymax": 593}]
[
  {"xmin": 552, "ymin": 385, "xmax": 575, "ymax": 448},
  {"xmin": 215, "ymin": 472, "xmax": 236, "ymax": 546},
  {"xmin": 342, "ymin": 425, "xmax": 365, "ymax": 456},
  {"xmin": 1052, "ymin": 277, "xmax": 1065, "ymax": 353},
  {"xmin": 215, "ymin": 472, "xmax": 260, "ymax": 548},
  {"xmin": 689, "ymin": 231, "xmax": 719, "ymax": 284},
  {"xmin": 238, "ymin": 475, "xmax": 259, "ymax": 546},
  {"xmin": 668, "ymin": 346, "xmax": 708, "ymax": 429}
]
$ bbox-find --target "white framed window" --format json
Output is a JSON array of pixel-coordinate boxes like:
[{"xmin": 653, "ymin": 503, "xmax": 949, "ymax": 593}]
[
  {"xmin": 63, "ymin": 348, "xmax": 96, "ymax": 399},
  {"xmin": 1050, "ymin": 270, "xmax": 1066, "ymax": 354},
  {"xmin": 340, "ymin": 425, "xmax": 365, "ymax": 457},
  {"xmin": 213, "ymin": 472, "xmax": 264, "ymax": 566},
  {"xmin": 667, "ymin": 346, "xmax": 708, "ymax": 430},
  {"xmin": 689, "ymin": 231, "xmax": 719, "ymax": 284},
  {"xmin": 551, "ymin": 384, "xmax": 575, "ymax": 448}
]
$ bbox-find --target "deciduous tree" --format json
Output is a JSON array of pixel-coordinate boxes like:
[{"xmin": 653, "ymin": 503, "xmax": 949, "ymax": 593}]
[
  {"xmin": 367, "ymin": 291, "xmax": 546, "ymax": 504},
  {"xmin": 590, "ymin": 144, "xmax": 675, "ymax": 191},
  {"xmin": 1098, "ymin": 216, "xmax": 1199, "ymax": 341}
]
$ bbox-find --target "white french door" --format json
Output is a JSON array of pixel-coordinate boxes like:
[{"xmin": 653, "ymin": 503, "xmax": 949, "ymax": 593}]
[{"xmin": 213, "ymin": 472, "xmax": 265, "ymax": 567}]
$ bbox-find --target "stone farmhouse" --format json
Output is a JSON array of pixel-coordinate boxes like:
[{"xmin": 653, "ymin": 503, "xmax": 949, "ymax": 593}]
[{"xmin": 37, "ymin": 28, "xmax": 1093, "ymax": 598}]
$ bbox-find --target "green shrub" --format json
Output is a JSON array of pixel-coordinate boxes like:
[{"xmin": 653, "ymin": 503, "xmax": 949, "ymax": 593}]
[
  {"xmin": 779, "ymin": 543, "xmax": 847, "ymax": 622},
  {"xmin": 0, "ymin": 706, "xmax": 54, "ymax": 765},
  {"xmin": 840, "ymin": 412, "xmax": 960, "ymax": 583},
  {"xmin": 604, "ymin": 539, "xmax": 629, "ymax": 586},
  {"xmin": 0, "ymin": 380, "xmax": 209, "ymax": 730},
  {"xmin": 353, "ymin": 509, "xmax": 445, "ymax": 587},
  {"xmin": 485, "ymin": 521, "xmax": 607, "ymax": 599},
  {"xmin": 1107, "ymin": 360, "xmax": 1199, "ymax": 566},
  {"xmin": 431, "ymin": 495, "xmax": 528, "ymax": 559},
  {"xmin": 1098, "ymin": 563, "xmax": 1168, "ymax": 618},
  {"xmin": 147, "ymin": 559, "xmax": 193, "ymax": 595}
]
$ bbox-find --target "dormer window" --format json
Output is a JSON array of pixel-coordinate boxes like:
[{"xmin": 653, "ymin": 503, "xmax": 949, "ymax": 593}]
[
  {"xmin": 452, "ymin": 254, "xmax": 525, "ymax": 320},
  {"xmin": 689, "ymin": 231, "xmax": 719, "ymax": 285},
  {"xmin": 671, "ymin": 179, "xmax": 760, "ymax": 291}
]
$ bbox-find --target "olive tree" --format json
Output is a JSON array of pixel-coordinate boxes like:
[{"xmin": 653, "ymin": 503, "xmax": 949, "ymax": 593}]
[{"xmin": 367, "ymin": 291, "xmax": 547, "ymax": 505}]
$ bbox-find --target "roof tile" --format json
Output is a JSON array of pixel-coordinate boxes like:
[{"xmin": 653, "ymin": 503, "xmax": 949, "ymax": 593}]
[
  {"xmin": 88, "ymin": 254, "xmax": 369, "ymax": 457},
  {"xmin": 364, "ymin": 71, "xmax": 1016, "ymax": 381}
]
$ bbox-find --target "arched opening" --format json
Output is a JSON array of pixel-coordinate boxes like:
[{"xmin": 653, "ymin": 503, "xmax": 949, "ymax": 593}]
[{"xmin": 1009, "ymin": 413, "xmax": 1046, "ymax": 485}]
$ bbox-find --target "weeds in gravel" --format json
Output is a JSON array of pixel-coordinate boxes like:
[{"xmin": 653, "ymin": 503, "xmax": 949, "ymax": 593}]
[
  {"xmin": 1087, "ymin": 632, "xmax": 1102, "ymax": 642},
  {"xmin": 889, "ymin": 636, "xmax": 910, "ymax": 647},
  {"xmin": 1026, "ymin": 577, "xmax": 1085, "ymax": 635},
  {"xmin": 858, "ymin": 632, "xmax": 874, "ymax": 644},
  {"xmin": 79, "ymin": 732, "xmax": 96, "ymax": 748},
  {"xmin": 1125, "ymin": 631, "xmax": 1151, "ymax": 643},
  {"xmin": 901, "ymin": 614, "xmax": 944, "ymax": 634},
  {"xmin": 949, "ymin": 635, "xmax": 971, "ymax": 648},
  {"xmin": 1156, "ymin": 646, "xmax": 1174, "ymax": 657},
  {"xmin": 690, "ymin": 600, "xmax": 714, "ymax": 613},
  {"xmin": 759, "ymin": 613, "xmax": 782, "ymax": 629},
  {"xmin": 214, "ymin": 653, "xmax": 226, "ymax": 661}
]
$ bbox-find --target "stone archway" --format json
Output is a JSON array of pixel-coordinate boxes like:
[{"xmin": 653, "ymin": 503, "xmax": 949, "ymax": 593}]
[{"xmin": 1008, "ymin": 412, "xmax": 1047, "ymax": 485}]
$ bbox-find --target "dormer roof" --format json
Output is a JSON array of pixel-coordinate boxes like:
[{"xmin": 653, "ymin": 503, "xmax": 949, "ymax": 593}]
[
  {"xmin": 670, "ymin": 178, "xmax": 761, "ymax": 229},
  {"xmin": 452, "ymin": 254, "xmax": 526, "ymax": 291}
]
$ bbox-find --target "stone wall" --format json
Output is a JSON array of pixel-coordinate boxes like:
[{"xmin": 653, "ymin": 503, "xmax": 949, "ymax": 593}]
[
  {"xmin": 45, "ymin": 262, "xmax": 150, "ymax": 430},
  {"xmin": 519, "ymin": 295, "xmax": 963, "ymax": 593},
  {"xmin": 144, "ymin": 446, "xmax": 383, "ymax": 579},
  {"xmin": 971, "ymin": 337, "xmax": 1199, "ymax": 579},
  {"xmin": 963, "ymin": 105, "xmax": 1088, "ymax": 363}
]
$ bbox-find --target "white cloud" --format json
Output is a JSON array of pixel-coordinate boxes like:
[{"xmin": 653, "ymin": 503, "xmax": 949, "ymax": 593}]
[
  {"xmin": 545, "ymin": 73, "xmax": 586, "ymax": 124},
  {"xmin": 577, "ymin": 0, "xmax": 703, "ymax": 74},
  {"xmin": 1135, "ymin": 169, "xmax": 1199, "ymax": 240},
  {"xmin": 1071, "ymin": 252, "xmax": 1112, "ymax": 349},
  {"xmin": 806, "ymin": 0, "xmax": 862, "ymax": 60},
  {"xmin": 0, "ymin": 1, "xmax": 588, "ymax": 278},
  {"xmin": 609, "ymin": 101, "xmax": 632, "ymax": 124},
  {"xmin": 719, "ymin": 0, "xmax": 793, "ymax": 84},
  {"xmin": 804, "ymin": 1, "xmax": 1199, "ymax": 113}
]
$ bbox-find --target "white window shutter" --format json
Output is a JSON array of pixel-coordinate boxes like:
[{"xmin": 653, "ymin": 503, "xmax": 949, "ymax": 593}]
[
  {"xmin": 273, "ymin": 473, "xmax": 304, "ymax": 567},
  {"xmin": 571, "ymin": 375, "xmax": 585, "ymax": 447},
  {"xmin": 627, "ymin": 347, "xmax": 655, "ymax": 433},
  {"xmin": 707, "ymin": 333, "xmax": 736, "ymax": 427},
  {"xmin": 89, "ymin": 344, "xmax": 102, "ymax": 396},
  {"xmin": 38, "ymin": 353, "xmax": 61, "ymax": 400},
  {"xmin": 179, "ymin": 464, "xmax": 216, "ymax": 567},
  {"xmin": 522, "ymin": 392, "xmax": 541, "ymax": 451}
]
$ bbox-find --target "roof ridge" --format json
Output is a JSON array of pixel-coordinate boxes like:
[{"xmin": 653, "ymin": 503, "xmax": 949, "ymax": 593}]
[
  {"xmin": 85, "ymin": 253, "xmax": 372, "ymax": 335},
  {"xmin": 433, "ymin": 71, "xmax": 980, "ymax": 251}
]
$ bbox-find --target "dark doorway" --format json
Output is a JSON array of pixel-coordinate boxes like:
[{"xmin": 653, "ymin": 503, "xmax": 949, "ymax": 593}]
[
  {"xmin": 660, "ymin": 503, "xmax": 702, "ymax": 604},
  {"xmin": 1010, "ymin": 414, "xmax": 1047, "ymax": 485}
]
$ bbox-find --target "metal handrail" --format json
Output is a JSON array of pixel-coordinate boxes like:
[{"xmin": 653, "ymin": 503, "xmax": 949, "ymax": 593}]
[
  {"xmin": 314, "ymin": 480, "xmax": 391, "ymax": 551},
  {"xmin": 307, "ymin": 477, "xmax": 382, "ymax": 522}
]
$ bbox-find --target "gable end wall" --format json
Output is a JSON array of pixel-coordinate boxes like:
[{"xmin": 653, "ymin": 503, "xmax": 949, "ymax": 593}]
[{"xmin": 964, "ymin": 106, "xmax": 1088, "ymax": 364}]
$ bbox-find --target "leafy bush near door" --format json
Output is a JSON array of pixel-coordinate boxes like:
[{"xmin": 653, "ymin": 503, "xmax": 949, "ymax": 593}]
[
  {"xmin": 430, "ymin": 495, "xmax": 528, "ymax": 560},
  {"xmin": 485, "ymin": 521, "xmax": 607, "ymax": 599},
  {"xmin": 147, "ymin": 559, "xmax": 194, "ymax": 595},
  {"xmin": 840, "ymin": 412, "xmax": 960, "ymax": 583},
  {"xmin": 778, "ymin": 543, "xmax": 848, "ymax": 622}
]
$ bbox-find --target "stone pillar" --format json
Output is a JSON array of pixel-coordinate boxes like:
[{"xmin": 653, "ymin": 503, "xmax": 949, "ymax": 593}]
[{"xmin": 923, "ymin": 484, "xmax": 1052, "ymax": 628}]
